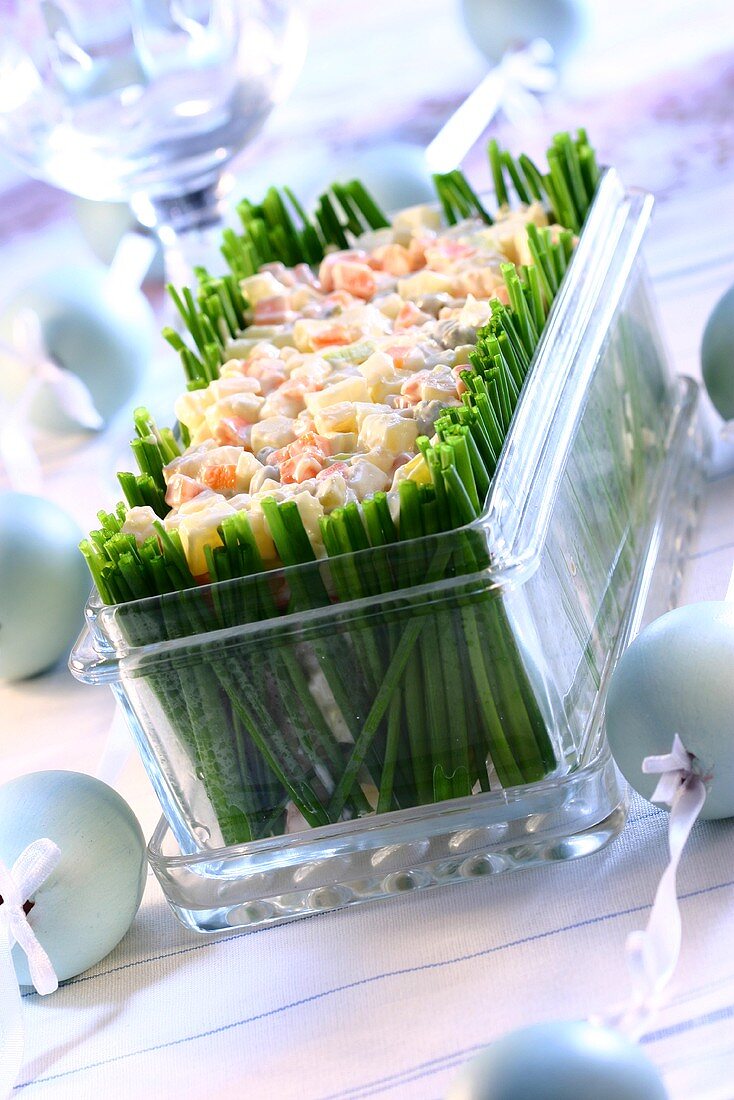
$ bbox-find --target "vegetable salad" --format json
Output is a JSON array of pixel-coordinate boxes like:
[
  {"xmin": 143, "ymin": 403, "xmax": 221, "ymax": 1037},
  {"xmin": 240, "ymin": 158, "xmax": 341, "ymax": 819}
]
[{"xmin": 123, "ymin": 202, "xmax": 557, "ymax": 577}]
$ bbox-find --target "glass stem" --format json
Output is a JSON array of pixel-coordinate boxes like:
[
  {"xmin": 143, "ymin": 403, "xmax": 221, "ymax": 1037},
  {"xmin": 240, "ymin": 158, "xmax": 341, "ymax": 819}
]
[{"xmin": 130, "ymin": 178, "xmax": 232, "ymax": 289}]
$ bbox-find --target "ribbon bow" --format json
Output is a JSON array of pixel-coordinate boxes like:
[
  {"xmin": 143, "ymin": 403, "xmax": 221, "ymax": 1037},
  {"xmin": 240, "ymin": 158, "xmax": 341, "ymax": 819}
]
[
  {"xmin": 606, "ymin": 735, "xmax": 709, "ymax": 1038},
  {"xmin": 0, "ymin": 839, "xmax": 61, "ymax": 1099}
]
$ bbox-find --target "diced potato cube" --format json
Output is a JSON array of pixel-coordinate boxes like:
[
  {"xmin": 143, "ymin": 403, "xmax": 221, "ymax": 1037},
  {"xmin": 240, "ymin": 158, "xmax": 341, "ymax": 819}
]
[
  {"xmin": 359, "ymin": 351, "xmax": 394, "ymax": 383},
  {"xmin": 320, "ymin": 430, "xmax": 357, "ymax": 454},
  {"xmin": 205, "ymin": 392, "xmax": 264, "ymax": 432},
  {"xmin": 247, "ymin": 504, "xmax": 277, "ymax": 562},
  {"xmin": 393, "ymin": 452, "xmax": 431, "ymax": 487},
  {"xmin": 121, "ymin": 506, "xmax": 159, "ymax": 546},
  {"xmin": 305, "ymin": 376, "xmax": 370, "ymax": 414},
  {"xmin": 177, "ymin": 499, "xmax": 236, "ymax": 576},
  {"xmin": 359, "ymin": 411, "xmax": 420, "ymax": 454},
  {"xmin": 353, "ymin": 402, "xmax": 392, "ymax": 431},
  {"xmin": 397, "ymin": 270, "xmax": 455, "ymax": 299},
  {"xmin": 314, "ymin": 402, "xmax": 357, "ymax": 435},
  {"xmin": 249, "ymin": 466, "xmax": 279, "ymax": 494},
  {"xmin": 200, "ymin": 446, "xmax": 242, "ymax": 469},
  {"xmin": 210, "ymin": 373, "xmax": 261, "ymax": 397},
  {"xmin": 174, "ymin": 387, "xmax": 215, "ymax": 432},
  {"xmin": 347, "ymin": 459, "xmax": 390, "ymax": 501},
  {"xmin": 458, "ymin": 295, "xmax": 492, "ymax": 330},
  {"xmin": 292, "ymin": 491, "xmax": 325, "ymax": 556},
  {"xmin": 392, "ymin": 204, "xmax": 442, "ymax": 234},
  {"xmin": 375, "ymin": 293, "xmax": 404, "ymax": 320},
  {"xmin": 235, "ymin": 452, "xmax": 263, "ymax": 492},
  {"xmin": 525, "ymin": 201, "xmax": 549, "ymax": 228},
  {"xmin": 358, "ymin": 351, "xmax": 406, "ymax": 401},
  {"xmin": 316, "ymin": 471, "xmax": 349, "ymax": 511},
  {"xmin": 190, "ymin": 422, "xmax": 215, "ymax": 446},
  {"xmin": 292, "ymin": 319, "xmax": 325, "ymax": 352},
  {"xmin": 250, "ymin": 416, "xmax": 296, "ymax": 453},
  {"xmin": 253, "ymin": 478, "xmax": 281, "ymax": 496},
  {"xmin": 240, "ymin": 271, "xmax": 290, "ymax": 306},
  {"xmin": 260, "ymin": 391, "xmax": 304, "ymax": 420},
  {"xmin": 421, "ymin": 368, "xmax": 458, "ymax": 403}
]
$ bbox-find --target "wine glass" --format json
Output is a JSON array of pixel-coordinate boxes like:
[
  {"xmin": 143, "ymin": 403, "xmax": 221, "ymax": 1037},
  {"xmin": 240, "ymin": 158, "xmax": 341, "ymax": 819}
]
[{"xmin": 0, "ymin": 0, "xmax": 306, "ymax": 285}]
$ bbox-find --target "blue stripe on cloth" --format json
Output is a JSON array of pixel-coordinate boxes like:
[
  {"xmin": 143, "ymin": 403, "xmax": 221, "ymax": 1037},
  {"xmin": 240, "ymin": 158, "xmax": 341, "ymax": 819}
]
[
  {"xmin": 318, "ymin": 1044, "xmax": 486, "ymax": 1100},
  {"xmin": 14, "ymin": 877, "xmax": 734, "ymax": 1092},
  {"xmin": 642, "ymin": 1001, "xmax": 734, "ymax": 1045},
  {"xmin": 689, "ymin": 538, "xmax": 734, "ymax": 561}
]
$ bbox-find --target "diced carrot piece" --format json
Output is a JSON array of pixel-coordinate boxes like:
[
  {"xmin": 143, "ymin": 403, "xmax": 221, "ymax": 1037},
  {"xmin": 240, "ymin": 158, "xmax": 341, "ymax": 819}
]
[
  {"xmin": 271, "ymin": 432, "xmax": 331, "ymax": 467},
  {"xmin": 331, "ymin": 261, "xmax": 376, "ymax": 301},
  {"xmin": 311, "ymin": 324, "xmax": 354, "ymax": 349},
  {"xmin": 280, "ymin": 453, "xmax": 325, "ymax": 484},
  {"xmin": 165, "ymin": 474, "xmax": 205, "ymax": 507},
  {"xmin": 385, "ymin": 345, "xmax": 411, "ymax": 369},
  {"xmin": 369, "ymin": 243, "xmax": 414, "ymax": 276},
  {"xmin": 394, "ymin": 301, "xmax": 431, "ymax": 332},
  {"xmin": 400, "ymin": 369, "xmax": 431, "ymax": 404},
  {"xmin": 253, "ymin": 296, "xmax": 294, "ymax": 325},
  {"xmin": 316, "ymin": 461, "xmax": 350, "ymax": 480},
  {"xmin": 294, "ymin": 262, "xmax": 319, "ymax": 287},
  {"xmin": 215, "ymin": 417, "xmax": 253, "ymax": 447},
  {"xmin": 318, "ymin": 250, "xmax": 369, "ymax": 292},
  {"xmin": 408, "ymin": 238, "xmax": 427, "ymax": 268},
  {"xmin": 245, "ymin": 357, "xmax": 288, "ymax": 394},
  {"xmin": 201, "ymin": 465, "xmax": 237, "ymax": 492},
  {"xmin": 424, "ymin": 239, "xmax": 475, "ymax": 271}
]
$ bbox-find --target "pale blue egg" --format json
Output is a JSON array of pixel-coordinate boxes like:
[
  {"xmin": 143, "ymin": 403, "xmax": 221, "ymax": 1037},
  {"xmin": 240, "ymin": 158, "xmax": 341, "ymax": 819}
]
[
  {"xmin": 0, "ymin": 493, "xmax": 90, "ymax": 681},
  {"xmin": 330, "ymin": 142, "xmax": 437, "ymax": 213},
  {"xmin": 0, "ymin": 771, "xmax": 146, "ymax": 987},
  {"xmin": 461, "ymin": 0, "xmax": 587, "ymax": 68},
  {"xmin": 0, "ymin": 263, "xmax": 155, "ymax": 430},
  {"xmin": 701, "ymin": 283, "xmax": 734, "ymax": 420},
  {"xmin": 605, "ymin": 602, "xmax": 734, "ymax": 819},
  {"xmin": 447, "ymin": 1021, "xmax": 667, "ymax": 1099}
]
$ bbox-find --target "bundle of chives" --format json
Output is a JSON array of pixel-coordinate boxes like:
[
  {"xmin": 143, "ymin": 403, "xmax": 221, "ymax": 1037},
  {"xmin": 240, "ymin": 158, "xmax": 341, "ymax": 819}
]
[{"xmin": 82, "ymin": 131, "xmax": 600, "ymax": 844}]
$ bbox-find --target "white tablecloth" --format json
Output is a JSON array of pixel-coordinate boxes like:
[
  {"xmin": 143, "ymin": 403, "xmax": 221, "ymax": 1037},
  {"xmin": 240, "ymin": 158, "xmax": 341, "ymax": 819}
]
[{"xmin": 3, "ymin": 3, "xmax": 734, "ymax": 1096}]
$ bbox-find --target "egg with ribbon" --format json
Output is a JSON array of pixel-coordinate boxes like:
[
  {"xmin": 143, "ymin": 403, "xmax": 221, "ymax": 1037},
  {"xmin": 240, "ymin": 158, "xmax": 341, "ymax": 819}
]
[
  {"xmin": 0, "ymin": 771, "xmax": 147, "ymax": 987},
  {"xmin": 701, "ymin": 282, "xmax": 734, "ymax": 420},
  {"xmin": 460, "ymin": 0, "xmax": 587, "ymax": 68},
  {"xmin": 331, "ymin": 142, "xmax": 437, "ymax": 212},
  {"xmin": 0, "ymin": 492, "xmax": 90, "ymax": 681},
  {"xmin": 605, "ymin": 602, "xmax": 734, "ymax": 819},
  {"xmin": 447, "ymin": 1021, "xmax": 667, "ymax": 1099},
  {"xmin": 0, "ymin": 263, "xmax": 155, "ymax": 431}
]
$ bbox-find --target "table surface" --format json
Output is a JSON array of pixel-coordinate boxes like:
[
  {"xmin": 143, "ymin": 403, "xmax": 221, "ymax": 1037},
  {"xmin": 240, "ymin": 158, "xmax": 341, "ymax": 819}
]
[{"xmin": 2, "ymin": 2, "xmax": 734, "ymax": 1097}]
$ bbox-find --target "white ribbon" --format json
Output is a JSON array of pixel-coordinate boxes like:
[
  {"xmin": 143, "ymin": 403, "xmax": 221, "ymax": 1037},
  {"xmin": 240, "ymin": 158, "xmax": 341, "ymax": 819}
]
[
  {"xmin": 425, "ymin": 39, "xmax": 556, "ymax": 174},
  {"xmin": 604, "ymin": 735, "xmax": 709, "ymax": 1039},
  {"xmin": 0, "ymin": 307, "xmax": 104, "ymax": 492},
  {"xmin": 0, "ymin": 839, "xmax": 61, "ymax": 1099},
  {"xmin": 10, "ymin": 308, "xmax": 104, "ymax": 432}
]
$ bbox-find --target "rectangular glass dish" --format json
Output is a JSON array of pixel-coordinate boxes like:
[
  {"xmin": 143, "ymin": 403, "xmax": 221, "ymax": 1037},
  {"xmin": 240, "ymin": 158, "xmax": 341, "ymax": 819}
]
[{"xmin": 71, "ymin": 169, "xmax": 708, "ymax": 931}]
